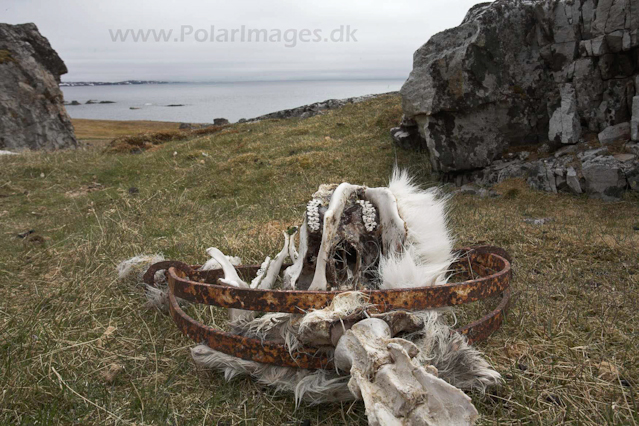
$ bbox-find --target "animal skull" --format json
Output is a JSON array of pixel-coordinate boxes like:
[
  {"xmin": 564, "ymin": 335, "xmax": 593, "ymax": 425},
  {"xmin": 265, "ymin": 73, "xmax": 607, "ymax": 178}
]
[{"xmin": 135, "ymin": 170, "xmax": 501, "ymax": 425}]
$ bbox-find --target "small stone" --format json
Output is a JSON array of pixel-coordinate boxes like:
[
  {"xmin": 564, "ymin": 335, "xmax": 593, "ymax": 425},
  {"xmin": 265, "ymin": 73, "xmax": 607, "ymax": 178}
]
[
  {"xmin": 613, "ymin": 153, "xmax": 635, "ymax": 162},
  {"xmin": 459, "ymin": 184, "xmax": 479, "ymax": 195},
  {"xmin": 213, "ymin": 118, "xmax": 229, "ymax": 126},
  {"xmin": 17, "ymin": 229, "xmax": 35, "ymax": 239},
  {"xmin": 566, "ymin": 167, "xmax": 582, "ymax": 194},
  {"xmin": 598, "ymin": 122, "xmax": 631, "ymax": 144},
  {"xmin": 524, "ymin": 217, "xmax": 553, "ymax": 225},
  {"xmin": 582, "ymin": 156, "xmax": 626, "ymax": 200},
  {"xmin": 554, "ymin": 144, "xmax": 578, "ymax": 158},
  {"xmin": 128, "ymin": 187, "xmax": 139, "ymax": 195}
]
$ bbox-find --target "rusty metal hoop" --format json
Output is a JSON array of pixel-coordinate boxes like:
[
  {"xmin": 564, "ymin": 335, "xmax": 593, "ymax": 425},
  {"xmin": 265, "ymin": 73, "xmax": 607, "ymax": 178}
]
[{"xmin": 153, "ymin": 246, "xmax": 512, "ymax": 370}]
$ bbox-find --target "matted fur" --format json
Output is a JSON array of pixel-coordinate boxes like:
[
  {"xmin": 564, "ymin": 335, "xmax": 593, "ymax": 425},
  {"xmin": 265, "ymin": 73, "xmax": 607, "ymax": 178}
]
[
  {"xmin": 378, "ymin": 169, "xmax": 456, "ymax": 289},
  {"xmin": 191, "ymin": 345, "xmax": 352, "ymax": 406},
  {"xmin": 121, "ymin": 169, "xmax": 501, "ymax": 410}
]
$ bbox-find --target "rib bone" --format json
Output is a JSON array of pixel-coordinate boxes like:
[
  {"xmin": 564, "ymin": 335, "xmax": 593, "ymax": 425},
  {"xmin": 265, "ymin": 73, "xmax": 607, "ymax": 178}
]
[{"xmin": 250, "ymin": 231, "xmax": 290, "ymax": 290}]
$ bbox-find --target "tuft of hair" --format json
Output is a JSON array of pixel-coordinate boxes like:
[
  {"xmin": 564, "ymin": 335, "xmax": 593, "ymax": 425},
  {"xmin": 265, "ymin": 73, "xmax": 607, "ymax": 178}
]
[
  {"xmin": 116, "ymin": 254, "xmax": 165, "ymax": 283},
  {"xmin": 379, "ymin": 169, "xmax": 455, "ymax": 289},
  {"xmin": 191, "ymin": 345, "xmax": 352, "ymax": 406},
  {"xmin": 409, "ymin": 310, "xmax": 502, "ymax": 392}
]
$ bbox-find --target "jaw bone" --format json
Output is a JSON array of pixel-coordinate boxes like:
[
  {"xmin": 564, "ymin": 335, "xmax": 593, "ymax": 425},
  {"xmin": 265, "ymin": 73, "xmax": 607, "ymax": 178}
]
[{"xmin": 334, "ymin": 318, "xmax": 479, "ymax": 426}]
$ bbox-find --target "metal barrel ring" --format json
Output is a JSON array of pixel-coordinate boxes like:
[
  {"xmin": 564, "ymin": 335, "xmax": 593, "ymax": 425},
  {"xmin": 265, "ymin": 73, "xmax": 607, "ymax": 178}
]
[{"xmin": 148, "ymin": 245, "xmax": 512, "ymax": 370}]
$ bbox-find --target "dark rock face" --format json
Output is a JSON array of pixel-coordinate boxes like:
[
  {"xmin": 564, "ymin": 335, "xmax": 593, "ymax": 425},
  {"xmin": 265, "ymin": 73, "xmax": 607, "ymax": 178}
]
[
  {"xmin": 0, "ymin": 23, "xmax": 77, "ymax": 150},
  {"xmin": 398, "ymin": 0, "xmax": 639, "ymax": 176}
]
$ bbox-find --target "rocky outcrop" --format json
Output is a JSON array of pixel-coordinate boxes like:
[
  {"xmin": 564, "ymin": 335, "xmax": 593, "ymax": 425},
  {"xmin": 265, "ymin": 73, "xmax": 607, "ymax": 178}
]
[
  {"xmin": 457, "ymin": 141, "xmax": 638, "ymax": 200},
  {"xmin": 0, "ymin": 23, "xmax": 77, "ymax": 150},
  {"xmin": 393, "ymin": 0, "xmax": 639, "ymax": 199},
  {"xmin": 243, "ymin": 92, "xmax": 397, "ymax": 123}
]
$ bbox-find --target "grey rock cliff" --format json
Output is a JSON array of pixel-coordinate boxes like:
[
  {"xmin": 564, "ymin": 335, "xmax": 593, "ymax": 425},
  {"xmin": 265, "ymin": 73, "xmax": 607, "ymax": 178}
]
[
  {"xmin": 397, "ymin": 0, "xmax": 638, "ymax": 177},
  {"xmin": 0, "ymin": 23, "xmax": 77, "ymax": 150}
]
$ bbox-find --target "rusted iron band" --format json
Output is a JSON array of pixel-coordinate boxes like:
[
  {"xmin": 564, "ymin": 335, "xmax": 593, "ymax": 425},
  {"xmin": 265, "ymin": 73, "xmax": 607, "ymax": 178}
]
[
  {"xmin": 458, "ymin": 288, "xmax": 511, "ymax": 344},
  {"xmin": 166, "ymin": 250, "xmax": 510, "ymax": 313},
  {"xmin": 167, "ymin": 289, "xmax": 332, "ymax": 369},
  {"xmin": 143, "ymin": 261, "xmax": 194, "ymax": 286},
  {"xmin": 166, "ymin": 281, "xmax": 510, "ymax": 369}
]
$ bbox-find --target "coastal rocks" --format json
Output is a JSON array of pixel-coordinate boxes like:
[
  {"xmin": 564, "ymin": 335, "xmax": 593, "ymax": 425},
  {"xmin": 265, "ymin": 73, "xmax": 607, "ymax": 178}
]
[
  {"xmin": 0, "ymin": 23, "xmax": 77, "ymax": 150},
  {"xmin": 397, "ymin": 0, "xmax": 639, "ymax": 186},
  {"xmin": 178, "ymin": 122, "xmax": 222, "ymax": 130},
  {"xmin": 246, "ymin": 93, "xmax": 396, "ymax": 122},
  {"xmin": 457, "ymin": 142, "xmax": 638, "ymax": 200},
  {"xmin": 213, "ymin": 118, "xmax": 229, "ymax": 126},
  {"xmin": 581, "ymin": 155, "xmax": 628, "ymax": 199},
  {"xmin": 84, "ymin": 100, "xmax": 115, "ymax": 104}
]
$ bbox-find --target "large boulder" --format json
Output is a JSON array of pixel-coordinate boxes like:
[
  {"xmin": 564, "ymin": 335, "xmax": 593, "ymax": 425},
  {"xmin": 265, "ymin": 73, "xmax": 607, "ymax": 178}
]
[
  {"xmin": 0, "ymin": 23, "xmax": 77, "ymax": 150},
  {"xmin": 398, "ymin": 0, "xmax": 638, "ymax": 175}
]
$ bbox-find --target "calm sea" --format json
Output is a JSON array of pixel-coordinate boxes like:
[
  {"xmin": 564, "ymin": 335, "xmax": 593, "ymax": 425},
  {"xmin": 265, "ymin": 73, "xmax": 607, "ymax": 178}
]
[{"xmin": 61, "ymin": 80, "xmax": 404, "ymax": 123}]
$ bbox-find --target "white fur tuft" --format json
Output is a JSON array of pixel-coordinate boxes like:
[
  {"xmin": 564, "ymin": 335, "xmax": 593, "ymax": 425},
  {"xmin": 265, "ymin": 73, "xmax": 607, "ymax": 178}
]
[{"xmin": 379, "ymin": 169, "xmax": 455, "ymax": 288}]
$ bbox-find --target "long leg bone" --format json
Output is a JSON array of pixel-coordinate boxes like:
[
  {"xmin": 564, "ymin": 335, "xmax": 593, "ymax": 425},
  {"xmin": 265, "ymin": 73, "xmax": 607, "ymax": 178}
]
[
  {"xmin": 308, "ymin": 183, "xmax": 364, "ymax": 291},
  {"xmin": 334, "ymin": 318, "xmax": 479, "ymax": 426}
]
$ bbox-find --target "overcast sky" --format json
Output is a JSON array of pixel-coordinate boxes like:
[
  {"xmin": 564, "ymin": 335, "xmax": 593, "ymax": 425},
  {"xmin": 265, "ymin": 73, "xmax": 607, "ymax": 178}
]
[{"xmin": 3, "ymin": 0, "xmax": 490, "ymax": 82}]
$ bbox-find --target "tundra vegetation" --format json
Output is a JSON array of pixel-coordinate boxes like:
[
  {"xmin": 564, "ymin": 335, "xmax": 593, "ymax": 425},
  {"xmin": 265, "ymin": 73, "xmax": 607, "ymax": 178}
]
[{"xmin": 0, "ymin": 94, "xmax": 637, "ymax": 424}]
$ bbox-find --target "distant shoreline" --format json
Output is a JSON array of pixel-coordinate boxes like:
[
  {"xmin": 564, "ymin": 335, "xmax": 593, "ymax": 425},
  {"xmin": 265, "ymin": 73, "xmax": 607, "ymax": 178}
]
[{"xmin": 60, "ymin": 80, "xmax": 170, "ymax": 87}]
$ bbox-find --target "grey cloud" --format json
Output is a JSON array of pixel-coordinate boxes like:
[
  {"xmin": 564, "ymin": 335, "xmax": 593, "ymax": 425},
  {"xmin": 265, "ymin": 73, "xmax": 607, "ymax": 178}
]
[{"xmin": 2, "ymin": 0, "xmax": 491, "ymax": 82}]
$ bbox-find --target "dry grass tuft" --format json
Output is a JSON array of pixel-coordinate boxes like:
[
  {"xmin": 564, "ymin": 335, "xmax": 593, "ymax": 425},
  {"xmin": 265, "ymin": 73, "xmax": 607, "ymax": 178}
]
[
  {"xmin": 0, "ymin": 94, "xmax": 637, "ymax": 425},
  {"xmin": 106, "ymin": 125, "xmax": 225, "ymax": 153}
]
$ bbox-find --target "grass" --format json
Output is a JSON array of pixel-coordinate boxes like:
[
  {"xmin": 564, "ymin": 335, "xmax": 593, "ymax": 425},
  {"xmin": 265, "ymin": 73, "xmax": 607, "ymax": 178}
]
[
  {"xmin": 0, "ymin": 49, "xmax": 15, "ymax": 65},
  {"xmin": 0, "ymin": 94, "xmax": 637, "ymax": 425},
  {"xmin": 71, "ymin": 119, "xmax": 182, "ymax": 141}
]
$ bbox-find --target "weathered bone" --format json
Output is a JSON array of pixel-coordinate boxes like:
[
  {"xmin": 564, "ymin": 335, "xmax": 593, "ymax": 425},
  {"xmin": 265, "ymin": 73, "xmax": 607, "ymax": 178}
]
[
  {"xmin": 205, "ymin": 247, "xmax": 253, "ymax": 322},
  {"xmin": 250, "ymin": 231, "xmax": 290, "ymax": 290},
  {"xmin": 309, "ymin": 183, "xmax": 364, "ymax": 290},
  {"xmin": 288, "ymin": 229, "xmax": 299, "ymax": 262},
  {"xmin": 205, "ymin": 247, "xmax": 248, "ymax": 288},
  {"xmin": 364, "ymin": 187, "xmax": 407, "ymax": 254},
  {"xmin": 169, "ymin": 171, "xmax": 500, "ymax": 426},
  {"xmin": 334, "ymin": 318, "xmax": 479, "ymax": 425},
  {"xmin": 282, "ymin": 221, "xmax": 309, "ymax": 290}
]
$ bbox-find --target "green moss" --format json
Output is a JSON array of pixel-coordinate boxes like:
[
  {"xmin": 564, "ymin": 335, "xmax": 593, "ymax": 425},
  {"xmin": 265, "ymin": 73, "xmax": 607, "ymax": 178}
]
[{"xmin": 0, "ymin": 49, "xmax": 15, "ymax": 64}]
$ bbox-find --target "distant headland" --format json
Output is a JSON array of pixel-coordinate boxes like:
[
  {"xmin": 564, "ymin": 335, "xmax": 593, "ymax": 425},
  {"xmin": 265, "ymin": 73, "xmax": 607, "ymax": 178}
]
[{"xmin": 60, "ymin": 80, "xmax": 170, "ymax": 87}]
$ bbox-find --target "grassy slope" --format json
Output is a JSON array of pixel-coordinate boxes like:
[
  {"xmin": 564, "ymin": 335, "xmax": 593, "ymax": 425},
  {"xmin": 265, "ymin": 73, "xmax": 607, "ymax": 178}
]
[
  {"xmin": 72, "ymin": 119, "xmax": 181, "ymax": 141},
  {"xmin": 0, "ymin": 95, "xmax": 637, "ymax": 425}
]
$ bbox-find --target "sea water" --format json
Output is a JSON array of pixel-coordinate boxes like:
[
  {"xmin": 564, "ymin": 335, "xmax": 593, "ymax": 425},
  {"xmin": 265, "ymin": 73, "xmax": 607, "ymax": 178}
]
[{"xmin": 61, "ymin": 79, "xmax": 404, "ymax": 123}]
